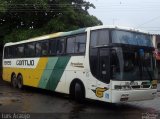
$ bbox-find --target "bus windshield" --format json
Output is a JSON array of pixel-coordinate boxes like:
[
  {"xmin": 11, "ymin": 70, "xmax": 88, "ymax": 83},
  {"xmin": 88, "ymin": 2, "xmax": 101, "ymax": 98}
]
[
  {"xmin": 111, "ymin": 47, "xmax": 156, "ymax": 81},
  {"xmin": 112, "ymin": 30, "xmax": 153, "ymax": 47}
]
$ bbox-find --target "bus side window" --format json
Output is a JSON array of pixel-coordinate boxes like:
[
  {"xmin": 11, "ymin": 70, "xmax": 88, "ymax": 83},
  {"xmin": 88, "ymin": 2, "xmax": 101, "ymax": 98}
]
[
  {"xmin": 8, "ymin": 46, "xmax": 15, "ymax": 58},
  {"xmin": 41, "ymin": 41, "xmax": 49, "ymax": 56},
  {"xmin": 36, "ymin": 42, "xmax": 42, "ymax": 57},
  {"xmin": 75, "ymin": 34, "xmax": 86, "ymax": 54},
  {"xmin": 57, "ymin": 39, "xmax": 65, "ymax": 55},
  {"xmin": 4, "ymin": 47, "xmax": 8, "ymax": 58},
  {"xmin": 49, "ymin": 39, "xmax": 57, "ymax": 55},
  {"xmin": 66, "ymin": 37, "xmax": 76, "ymax": 54},
  {"xmin": 16, "ymin": 45, "xmax": 24, "ymax": 58},
  {"xmin": 25, "ymin": 43, "xmax": 35, "ymax": 57}
]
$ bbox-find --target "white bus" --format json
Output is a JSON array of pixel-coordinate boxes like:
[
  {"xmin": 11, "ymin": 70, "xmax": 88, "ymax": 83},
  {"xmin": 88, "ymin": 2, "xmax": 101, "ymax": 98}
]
[{"xmin": 3, "ymin": 26, "xmax": 157, "ymax": 103}]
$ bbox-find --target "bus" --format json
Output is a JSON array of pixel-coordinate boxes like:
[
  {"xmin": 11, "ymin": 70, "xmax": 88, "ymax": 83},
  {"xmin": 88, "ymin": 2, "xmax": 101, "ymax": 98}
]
[{"xmin": 2, "ymin": 26, "xmax": 158, "ymax": 103}]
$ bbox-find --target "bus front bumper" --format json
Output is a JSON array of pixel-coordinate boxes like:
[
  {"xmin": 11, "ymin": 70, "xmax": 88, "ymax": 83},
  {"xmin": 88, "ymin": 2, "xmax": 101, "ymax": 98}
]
[{"xmin": 111, "ymin": 89, "xmax": 157, "ymax": 103}]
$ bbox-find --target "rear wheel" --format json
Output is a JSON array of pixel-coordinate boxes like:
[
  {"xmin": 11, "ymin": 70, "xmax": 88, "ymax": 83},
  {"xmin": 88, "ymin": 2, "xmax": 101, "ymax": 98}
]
[
  {"xmin": 17, "ymin": 75, "xmax": 23, "ymax": 89},
  {"xmin": 11, "ymin": 74, "xmax": 17, "ymax": 88}
]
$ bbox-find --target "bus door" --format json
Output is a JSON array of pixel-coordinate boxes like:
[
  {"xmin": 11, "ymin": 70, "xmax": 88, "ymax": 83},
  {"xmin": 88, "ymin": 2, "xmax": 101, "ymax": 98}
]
[
  {"xmin": 98, "ymin": 48, "xmax": 110, "ymax": 85},
  {"xmin": 91, "ymin": 48, "xmax": 110, "ymax": 100},
  {"xmin": 88, "ymin": 47, "xmax": 110, "ymax": 99}
]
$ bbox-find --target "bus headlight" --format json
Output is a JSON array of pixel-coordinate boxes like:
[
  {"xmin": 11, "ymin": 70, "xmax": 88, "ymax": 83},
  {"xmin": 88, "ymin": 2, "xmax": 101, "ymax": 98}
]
[{"xmin": 114, "ymin": 85, "xmax": 131, "ymax": 90}]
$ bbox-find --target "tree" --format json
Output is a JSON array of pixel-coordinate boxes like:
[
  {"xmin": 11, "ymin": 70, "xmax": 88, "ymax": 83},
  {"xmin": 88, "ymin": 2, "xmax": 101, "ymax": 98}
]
[{"xmin": 0, "ymin": 0, "xmax": 102, "ymax": 43}]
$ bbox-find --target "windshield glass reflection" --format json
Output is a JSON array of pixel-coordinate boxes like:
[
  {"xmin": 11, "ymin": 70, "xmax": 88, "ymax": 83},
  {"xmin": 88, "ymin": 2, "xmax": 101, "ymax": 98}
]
[{"xmin": 111, "ymin": 47, "xmax": 156, "ymax": 81}]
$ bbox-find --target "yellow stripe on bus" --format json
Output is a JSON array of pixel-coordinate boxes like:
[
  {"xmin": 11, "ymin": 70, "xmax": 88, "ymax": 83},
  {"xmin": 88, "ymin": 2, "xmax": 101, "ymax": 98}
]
[{"xmin": 3, "ymin": 58, "xmax": 48, "ymax": 87}]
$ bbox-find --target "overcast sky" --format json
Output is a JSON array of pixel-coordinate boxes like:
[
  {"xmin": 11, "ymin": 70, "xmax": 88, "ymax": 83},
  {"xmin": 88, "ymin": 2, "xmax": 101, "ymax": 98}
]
[{"xmin": 88, "ymin": 0, "xmax": 160, "ymax": 34}]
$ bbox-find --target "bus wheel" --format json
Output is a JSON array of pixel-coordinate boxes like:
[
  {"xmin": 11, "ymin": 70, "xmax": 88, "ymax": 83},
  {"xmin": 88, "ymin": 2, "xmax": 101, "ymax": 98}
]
[
  {"xmin": 74, "ymin": 82, "xmax": 85, "ymax": 102},
  {"xmin": 11, "ymin": 74, "xmax": 17, "ymax": 88},
  {"xmin": 17, "ymin": 75, "xmax": 23, "ymax": 89}
]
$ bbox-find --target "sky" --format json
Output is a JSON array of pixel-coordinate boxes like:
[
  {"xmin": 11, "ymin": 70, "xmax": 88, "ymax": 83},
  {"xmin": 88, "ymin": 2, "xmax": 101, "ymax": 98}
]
[{"xmin": 88, "ymin": 0, "xmax": 160, "ymax": 34}]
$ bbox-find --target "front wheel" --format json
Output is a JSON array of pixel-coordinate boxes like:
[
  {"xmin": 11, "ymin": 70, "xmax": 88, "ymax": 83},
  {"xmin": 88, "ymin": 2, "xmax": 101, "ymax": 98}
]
[
  {"xmin": 74, "ymin": 82, "xmax": 85, "ymax": 102},
  {"xmin": 11, "ymin": 74, "xmax": 17, "ymax": 88}
]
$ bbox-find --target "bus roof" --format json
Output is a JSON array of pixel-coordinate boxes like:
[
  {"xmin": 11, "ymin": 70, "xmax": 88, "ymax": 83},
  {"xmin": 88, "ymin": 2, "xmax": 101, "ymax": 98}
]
[{"xmin": 5, "ymin": 25, "xmax": 151, "ymax": 47}]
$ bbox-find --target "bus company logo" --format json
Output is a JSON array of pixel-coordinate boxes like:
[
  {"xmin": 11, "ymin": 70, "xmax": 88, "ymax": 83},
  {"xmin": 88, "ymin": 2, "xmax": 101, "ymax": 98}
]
[
  {"xmin": 71, "ymin": 62, "xmax": 84, "ymax": 68},
  {"xmin": 92, "ymin": 87, "xmax": 109, "ymax": 98},
  {"xmin": 16, "ymin": 60, "xmax": 34, "ymax": 66}
]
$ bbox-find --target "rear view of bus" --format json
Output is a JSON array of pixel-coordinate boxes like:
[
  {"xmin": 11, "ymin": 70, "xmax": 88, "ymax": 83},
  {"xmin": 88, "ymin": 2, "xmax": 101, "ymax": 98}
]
[{"xmin": 89, "ymin": 26, "xmax": 158, "ymax": 103}]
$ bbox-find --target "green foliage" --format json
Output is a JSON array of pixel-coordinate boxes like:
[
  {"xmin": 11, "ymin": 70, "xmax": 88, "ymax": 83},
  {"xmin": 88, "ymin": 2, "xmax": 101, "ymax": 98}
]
[
  {"xmin": 0, "ymin": 0, "xmax": 7, "ymax": 13},
  {"xmin": 0, "ymin": 0, "xmax": 102, "ymax": 43},
  {"xmin": 4, "ymin": 29, "xmax": 44, "ymax": 43}
]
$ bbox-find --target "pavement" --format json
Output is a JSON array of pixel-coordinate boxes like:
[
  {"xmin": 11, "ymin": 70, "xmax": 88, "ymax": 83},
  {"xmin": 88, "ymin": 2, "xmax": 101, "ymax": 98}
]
[{"xmin": 0, "ymin": 80, "xmax": 160, "ymax": 119}]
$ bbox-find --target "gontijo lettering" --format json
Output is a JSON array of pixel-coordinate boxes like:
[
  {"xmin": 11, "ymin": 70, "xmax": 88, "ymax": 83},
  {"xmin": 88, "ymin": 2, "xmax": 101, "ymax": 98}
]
[{"xmin": 16, "ymin": 60, "xmax": 34, "ymax": 66}]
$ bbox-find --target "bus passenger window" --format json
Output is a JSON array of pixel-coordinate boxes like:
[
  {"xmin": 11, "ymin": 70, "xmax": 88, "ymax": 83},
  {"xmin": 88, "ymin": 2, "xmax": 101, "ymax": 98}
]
[
  {"xmin": 49, "ymin": 39, "xmax": 57, "ymax": 55},
  {"xmin": 16, "ymin": 45, "xmax": 24, "ymax": 58},
  {"xmin": 36, "ymin": 42, "xmax": 42, "ymax": 56},
  {"xmin": 4, "ymin": 47, "xmax": 8, "ymax": 58},
  {"xmin": 41, "ymin": 41, "xmax": 48, "ymax": 56},
  {"xmin": 67, "ymin": 37, "xmax": 76, "ymax": 54},
  {"xmin": 25, "ymin": 43, "xmax": 35, "ymax": 57},
  {"xmin": 4, "ymin": 47, "xmax": 14, "ymax": 58},
  {"xmin": 57, "ymin": 39, "xmax": 65, "ymax": 55},
  {"xmin": 75, "ymin": 34, "xmax": 86, "ymax": 53}
]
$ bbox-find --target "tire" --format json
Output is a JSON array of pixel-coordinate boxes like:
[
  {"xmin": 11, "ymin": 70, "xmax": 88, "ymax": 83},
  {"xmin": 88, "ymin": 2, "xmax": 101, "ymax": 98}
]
[
  {"xmin": 17, "ymin": 75, "xmax": 23, "ymax": 89},
  {"xmin": 74, "ymin": 82, "xmax": 85, "ymax": 102},
  {"xmin": 11, "ymin": 74, "xmax": 17, "ymax": 88}
]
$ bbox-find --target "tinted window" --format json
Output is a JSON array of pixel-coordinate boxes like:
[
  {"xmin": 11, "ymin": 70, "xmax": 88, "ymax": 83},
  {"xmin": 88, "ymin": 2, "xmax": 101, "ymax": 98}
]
[
  {"xmin": 90, "ymin": 48, "xmax": 98, "ymax": 78},
  {"xmin": 49, "ymin": 39, "xmax": 57, "ymax": 55},
  {"xmin": 89, "ymin": 48, "xmax": 110, "ymax": 83},
  {"xmin": 67, "ymin": 37, "xmax": 75, "ymax": 54},
  {"xmin": 36, "ymin": 42, "xmax": 42, "ymax": 56},
  {"xmin": 4, "ymin": 47, "xmax": 8, "ymax": 58},
  {"xmin": 112, "ymin": 30, "xmax": 153, "ymax": 47},
  {"xmin": 25, "ymin": 43, "xmax": 35, "ymax": 57},
  {"xmin": 16, "ymin": 45, "xmax": 24, "ymax": 58},
  {"xmin": 75, "ymin": 34, "xmax": 86, "ymax": 53},
  {"xmin": 90, "ymin": 29, "xmax": 109, "ymax": 47},
  {"xmin": 99, "ymin": 48, "xmax": 110, "ymax": 82},
  {"xmin": 57, "ymin": 39, "xmax": 65, "ymax": 55},
  {"xmin": 41, "ymin": 41, "xmax": 48, "ymax": 56},
  {"xmin": 66, "ymin": 34, "xmax": 86, "ymax": 54},
  {"xmin": 4, "ymin": 46, "xmax": 15, "ymax": 58}
]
